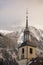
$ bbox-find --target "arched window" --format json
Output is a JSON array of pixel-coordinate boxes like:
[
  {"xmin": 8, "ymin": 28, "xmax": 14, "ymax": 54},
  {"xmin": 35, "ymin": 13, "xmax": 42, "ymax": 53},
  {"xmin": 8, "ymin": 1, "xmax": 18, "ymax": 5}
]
[
  {"xmin": 22, "ymin": 48, "xmax": 24, "ymax": 54},
  {"xmin": 30, "ymin": 48, "xmax": 33, "ymax": 54},
  {"xmin": 21, "ymin": 48, "xmax": 24, "ymax": 59}
]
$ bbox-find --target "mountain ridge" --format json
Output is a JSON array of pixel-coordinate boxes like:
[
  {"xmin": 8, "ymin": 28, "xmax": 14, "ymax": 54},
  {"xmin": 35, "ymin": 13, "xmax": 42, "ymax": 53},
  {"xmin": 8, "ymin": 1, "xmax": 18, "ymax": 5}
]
[{"xmin": 0, "ymin": 26, "xmax": 43, "ymax": 49}]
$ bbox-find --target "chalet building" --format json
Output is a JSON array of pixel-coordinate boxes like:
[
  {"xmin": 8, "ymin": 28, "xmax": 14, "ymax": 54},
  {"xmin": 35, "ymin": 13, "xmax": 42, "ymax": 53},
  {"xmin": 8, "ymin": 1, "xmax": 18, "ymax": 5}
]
[{"xmin": 18, "ymin": 10, "xmax": 37, "ymax": 65}]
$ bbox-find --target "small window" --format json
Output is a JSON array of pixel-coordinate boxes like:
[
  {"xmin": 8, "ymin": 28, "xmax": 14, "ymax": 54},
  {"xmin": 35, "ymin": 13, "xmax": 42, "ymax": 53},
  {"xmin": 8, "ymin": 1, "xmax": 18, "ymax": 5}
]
[
  {"xmin": 22, "ymin": 48, "xmax": 24, "ymax": 54},
  {"xmin": 30, "ymin": 48, "xmax": 33, "ymax": 54},
  {"xmin": 40, "ymin": 52, "xmax": 42, "ymax": 55}
]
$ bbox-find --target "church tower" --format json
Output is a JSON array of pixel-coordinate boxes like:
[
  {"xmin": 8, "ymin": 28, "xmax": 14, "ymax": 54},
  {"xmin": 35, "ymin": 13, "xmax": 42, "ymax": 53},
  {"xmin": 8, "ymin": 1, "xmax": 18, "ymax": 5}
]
[{"xmin": 18, "ymin": 10, "xmax": 37, "ymax": 65}]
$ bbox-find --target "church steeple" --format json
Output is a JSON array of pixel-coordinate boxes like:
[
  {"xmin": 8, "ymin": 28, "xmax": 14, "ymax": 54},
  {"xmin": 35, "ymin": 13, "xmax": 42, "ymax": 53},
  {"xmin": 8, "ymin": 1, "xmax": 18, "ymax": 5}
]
[
  {"xmin": 26, "ymin": 10, "xmax": 28, "ymax": 28},
  {"xmin": 24, "ymin": 10, "xmax": 29, "ymax": 42}
]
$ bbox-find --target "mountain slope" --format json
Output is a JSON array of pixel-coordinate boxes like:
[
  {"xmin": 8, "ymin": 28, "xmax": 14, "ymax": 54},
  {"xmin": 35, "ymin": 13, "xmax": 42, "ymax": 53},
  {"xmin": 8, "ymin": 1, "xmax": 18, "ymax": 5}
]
[
  {"xmin": 0, "ymin": 33, "xmax": 15, "ymax": 48},
  {"xmin": 6, "ymin": 32, "xmax": 20, "ymax": 48}
]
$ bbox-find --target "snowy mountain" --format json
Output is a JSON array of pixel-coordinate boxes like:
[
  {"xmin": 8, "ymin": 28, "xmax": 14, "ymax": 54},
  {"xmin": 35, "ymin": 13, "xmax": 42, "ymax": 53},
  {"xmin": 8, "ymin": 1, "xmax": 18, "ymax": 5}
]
[
  {"xmin": 0, "ymin": 30, "xmax": 13, "ymax": 35},
  {"xmin": 0, "ymin": 26, "xmax": 43, "ymax": 49},
  {"xmin": 29, "ymin": 26, "xmax": 43, "ymax": 49},
  {"xmin": 6, "ymin": 32, "xmax": 20, "ymax": 48},
  {"xmin": 0, "ymin": 33, "xmax": 14, "ymax": 48}
]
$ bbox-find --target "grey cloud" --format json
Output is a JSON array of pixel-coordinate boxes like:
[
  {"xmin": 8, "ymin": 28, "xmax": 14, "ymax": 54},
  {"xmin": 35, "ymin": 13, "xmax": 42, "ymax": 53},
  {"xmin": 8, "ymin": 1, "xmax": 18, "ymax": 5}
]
[{"xmin": 0, "ymin": 0, "xmax": 43, "ymax": 31}]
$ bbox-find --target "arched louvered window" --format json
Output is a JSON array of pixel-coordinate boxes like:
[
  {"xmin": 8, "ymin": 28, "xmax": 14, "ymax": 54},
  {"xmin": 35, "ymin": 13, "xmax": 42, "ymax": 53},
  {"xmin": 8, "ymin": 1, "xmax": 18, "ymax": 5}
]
[
  {"xmin": 22, "ymin": 48, "xmax": 24, "ymax": 54},
  {"xmin": 30, "ymin": 48, "xmax": 33, "ymax": 54}
]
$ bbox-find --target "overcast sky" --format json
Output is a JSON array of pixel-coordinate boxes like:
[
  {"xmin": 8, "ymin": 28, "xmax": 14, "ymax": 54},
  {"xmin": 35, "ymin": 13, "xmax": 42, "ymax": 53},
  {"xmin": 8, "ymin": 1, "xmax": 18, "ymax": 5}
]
[{"xmin": 0, "ymin": 0, "xmax": 43, "ymax": 31}]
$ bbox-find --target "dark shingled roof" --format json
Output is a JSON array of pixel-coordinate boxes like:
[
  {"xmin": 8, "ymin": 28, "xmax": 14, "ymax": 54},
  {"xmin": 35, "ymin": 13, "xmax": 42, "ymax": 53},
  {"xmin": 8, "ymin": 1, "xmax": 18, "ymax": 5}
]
[{"xmin": 19, "ymin": 41, "xmax": 37, "ymax": 48}]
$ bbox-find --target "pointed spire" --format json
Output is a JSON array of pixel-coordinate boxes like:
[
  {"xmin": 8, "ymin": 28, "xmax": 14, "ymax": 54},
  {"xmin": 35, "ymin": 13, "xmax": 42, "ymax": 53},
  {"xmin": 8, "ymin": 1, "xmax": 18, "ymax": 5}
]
[{"xmin": 26, "ymin": 9, "xmax": 28, "ymax": 28}]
